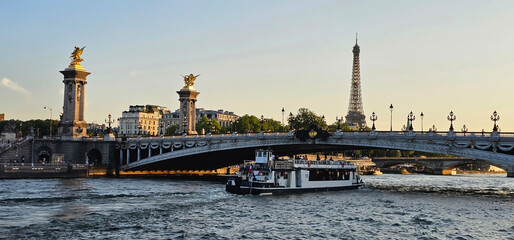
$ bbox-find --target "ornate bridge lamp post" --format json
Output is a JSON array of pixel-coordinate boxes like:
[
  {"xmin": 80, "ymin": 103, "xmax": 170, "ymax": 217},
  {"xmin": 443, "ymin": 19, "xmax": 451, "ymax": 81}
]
[
  {"xmin": 105, "ymin": 114, "xmax": 115, "ymax": 134},
  {"xmin": 233, "ymin": 119, "xmax": 239, "ymax": 133},
  {"xmin": 159, "ymin": 121, "xmax": 164, "ymax": 136},
  {"xmin": 336, "ymin": 116, "xmax": 342, "ymax": 130},
  {"xmin": 370, "ymin": 112, "xmax": 377, "ymax": 131},
  {"xmin": 389, "ymin": 104, "xmax": 393, "ymax": 132},
  {"xmin": 207, "ymin": 119, "xmax": 212, "ymax": 134},
  {"xmin": 260, "ymin": 115, "xmax": 265, "ymax": 132},
  {"xmin": 288, "ymin": 112, "xmax": 295, "ymax": 131},
  {"xmin": 117, "ymin": 117, "xmax": 121, "ymax": 137},
  {"xmin": 420, "ymin": 112, "xmax": 424, "ymax": 134},
  {"xmin": 447, "ymin": 111, "xmax": 456, "ymax": 131},
  {"xmin": 491, "ymin": 110, "xmax": 500, "ymax": 132},
  {"xmin": 461, "ymin": 125, "xmax": 468, "ymax": 136},
  {"xmin": 137, "ymin": 123, "xmax": 142, "ymax": 136},
  {"xmin": 281, "ymin": 107, "xmax": 285, "ymax": 127},
  {"xmin": 44, "ymin": 106, "xmax": 53, "ymax": 137},
  {"xmin": 407, "ymin": 111, "xmax": 415, "ymax": 131}
]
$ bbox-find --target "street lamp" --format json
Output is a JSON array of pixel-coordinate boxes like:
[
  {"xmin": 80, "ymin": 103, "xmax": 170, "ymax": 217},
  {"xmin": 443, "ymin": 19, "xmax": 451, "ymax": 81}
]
[
  {"xmin": 389, "ymin": 104, "xmax": 393, "ymax": 132},
  {"xmin": 44, "ymin": 106, "xmax": 53, "ymax": 137},
  {"xmin": 105, "ymin": 114, "xmax": 114, "ymax": 134},
  {"xmin": 461, "ymin": 124, "xmax": 468, "ymax": 136},
  {"xmin": 420, "ymin": 112, "xmax": 424, "ymax": 134},
  {"xmin": 260, "ymin": 115, "xmax": 265, "ymax": 132},
  {"xmin": 370, "ymin": 112, "xmax": 377, "ymax": 131},
  {"xmin": 407, "ymin": 111, "xmax": 415, "ymax": 131},
  {"xmin": 447, "ymin": 111, "xmax": 456, "ymax": 131},
  {"xmin": 281, "ymin": 107, "xmax": 285, "ymax": 127},
  {"xmin": 159, "ymin": 121, "xmax": 164, "ymax": 136},
  {"xmin": 207, "ymin": 119, "xmax": 212, "ymax": 134},
  {"xmin": 137, "ymin": 123, "xmax": 142, "ymax": 136},
  {"xmin": 19, "ymin": 122, "xmax": 23, "ymax": 138},
  {"xmin": 288, "ymin": 112, "xmax": 294, "ymax": 131},
  {"xmin": 491, "ymin": 110, "xmax": 500, "ymax": 132},
  {"xmin": 336, "ymin": 116, "xmax": 342, "ymax": 130}
]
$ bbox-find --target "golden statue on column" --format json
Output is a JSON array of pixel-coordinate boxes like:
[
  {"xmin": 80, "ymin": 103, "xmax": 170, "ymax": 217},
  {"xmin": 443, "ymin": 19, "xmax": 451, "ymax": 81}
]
[
  {"xmin": 68, "ymin": 46, "xmax": 86, "ymax": 69},
  {"xmin": 182, "ymin": 74, "xmax": 200, "ymax": 89}
]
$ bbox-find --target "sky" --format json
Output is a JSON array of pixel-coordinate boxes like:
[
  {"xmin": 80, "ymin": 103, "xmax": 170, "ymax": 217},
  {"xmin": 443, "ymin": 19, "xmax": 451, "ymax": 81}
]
[{"xmin": 1, "ymin": 0, "xmax": 514, "ymax": 132}]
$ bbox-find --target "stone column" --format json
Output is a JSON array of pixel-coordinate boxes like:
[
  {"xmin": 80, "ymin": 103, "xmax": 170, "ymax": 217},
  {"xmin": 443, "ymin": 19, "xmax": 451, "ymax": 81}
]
[
  {"xmin": 127, "ymin": 149, "xmax": 130, "ymax": 164},
  {"xmin": 159, "ymin": 146, "xmax": 163, "ymax": 155},
  {"xmin": 137, "ymin": 148, "xmax": 141, "ymax": 161},
  {"xmin": 149, "ymin": 148, "xmax": 152, "ymax": 157},
  {"xmin": 176, "ymin": 87, "xmax": 199, "ymax": 135},
  {"xmin": 57, "ymin": 64, "xmax": 90, "ymax": 138}
]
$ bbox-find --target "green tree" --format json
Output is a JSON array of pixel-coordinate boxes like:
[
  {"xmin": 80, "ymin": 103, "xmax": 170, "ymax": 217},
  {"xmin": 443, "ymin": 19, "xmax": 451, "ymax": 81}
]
[
  {"xmin": 290, "ymin": 108, "xmax": 327, "ymax": 130},
  {"xmin": 196, "ymin": 117, "xmax": 221, "ymax": 134},
  {"xmin": 165, "ymin": 124, "xmax": 178, "ymax": 135},
  {"xmin": 328, "ymin": 121, "xmax": 352, "ymax": 132},
  {"xmin": 235, "ymin": 115, "xmax": 261, "ymax": 133},
  {"xmin": 262, "ymin": 118, "xmax": 283, "ymax": 132},
  {"xmin": 0, "ymin": 119, "xmax": 58, "ymax": 137}
]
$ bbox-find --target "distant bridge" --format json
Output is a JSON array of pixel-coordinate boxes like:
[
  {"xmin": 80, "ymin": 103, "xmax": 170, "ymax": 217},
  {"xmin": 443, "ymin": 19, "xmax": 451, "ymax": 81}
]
[
  {"xmin": 117, "ymin": 130, "xmax": 514, "ymax": 177},
  {"xmin": 373, "ymin": 157, "xmax": 494, "ymax": 175}
]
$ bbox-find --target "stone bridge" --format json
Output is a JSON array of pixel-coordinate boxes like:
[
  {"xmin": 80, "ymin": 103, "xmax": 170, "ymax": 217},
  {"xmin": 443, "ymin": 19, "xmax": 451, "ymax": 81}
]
[
  {"xmin": 118, "ymin": 130, "xmax": 514, "ymax": 177},
  {"xmin": 373, "ymin": 157, "xmax": 493, "ymax": 175},
  {"xmin": 0, "ymin": 136, "xmax": 116, "ymax": 169}
]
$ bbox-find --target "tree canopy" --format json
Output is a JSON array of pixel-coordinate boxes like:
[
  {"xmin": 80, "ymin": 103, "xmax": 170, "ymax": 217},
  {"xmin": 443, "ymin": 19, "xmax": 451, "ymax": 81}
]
[
  {"xmin": 196, "ymin": 116, "xmax": 221, "ymax": 134},
  {"xmin": 289, "ymin": 108, "xmax": 327, "ymax": 130}
]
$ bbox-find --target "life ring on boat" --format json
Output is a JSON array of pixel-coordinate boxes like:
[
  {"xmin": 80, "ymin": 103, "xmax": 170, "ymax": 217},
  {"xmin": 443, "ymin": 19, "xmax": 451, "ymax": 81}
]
[{"xmin": 307, "ymin": 161, "xmax": 311, "ymax": 167}]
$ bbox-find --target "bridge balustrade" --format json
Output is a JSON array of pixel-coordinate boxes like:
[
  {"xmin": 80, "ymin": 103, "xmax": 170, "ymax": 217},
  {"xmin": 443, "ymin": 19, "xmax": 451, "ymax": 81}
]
[{"xmin": 117, "ymin": 130, "xmax": 514, "ymax": 176}]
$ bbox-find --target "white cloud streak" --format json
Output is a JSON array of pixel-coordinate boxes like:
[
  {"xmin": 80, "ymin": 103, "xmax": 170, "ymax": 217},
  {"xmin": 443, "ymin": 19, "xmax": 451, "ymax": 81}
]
[{"xmin": 1, "ymin": 77, "xmax": 31, "ymax": 99}]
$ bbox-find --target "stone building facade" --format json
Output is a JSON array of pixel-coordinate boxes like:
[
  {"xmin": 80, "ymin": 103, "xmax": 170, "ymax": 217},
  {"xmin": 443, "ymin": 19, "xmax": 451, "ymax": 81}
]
[
  {"xmin": 161, "ymin": 108, "xmax": 238, "ymax": 132},
  {"xmin": 118, "ymin": 105, "xmax": 169, "ymax": 137}
]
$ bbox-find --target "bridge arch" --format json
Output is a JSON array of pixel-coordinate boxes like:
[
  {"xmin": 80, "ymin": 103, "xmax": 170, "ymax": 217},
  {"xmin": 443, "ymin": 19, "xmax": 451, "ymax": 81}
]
[
  {"xmin": 87, "ymin": 148, "xmax": 102, "ymax": 166},
  {"xmin": 36, "ymin": 146, "xmax": 53, "ymax": 163},
  {"xmin": 120, "ymin": 132, "xmax": 514, "ymax": 176}
]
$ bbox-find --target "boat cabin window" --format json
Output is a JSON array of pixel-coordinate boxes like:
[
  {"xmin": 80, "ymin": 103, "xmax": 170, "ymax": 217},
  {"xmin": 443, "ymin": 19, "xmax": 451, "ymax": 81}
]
[{"xmin": 308, "ymin": 169, "xmax": 352, "ymax": 181}]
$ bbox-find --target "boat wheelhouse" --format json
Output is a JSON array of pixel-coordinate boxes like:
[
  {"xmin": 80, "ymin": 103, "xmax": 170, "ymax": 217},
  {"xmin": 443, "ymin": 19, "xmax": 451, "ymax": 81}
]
[{"xmin": 226, "ymin": 149, "xmax": 362, "ymax": 195}]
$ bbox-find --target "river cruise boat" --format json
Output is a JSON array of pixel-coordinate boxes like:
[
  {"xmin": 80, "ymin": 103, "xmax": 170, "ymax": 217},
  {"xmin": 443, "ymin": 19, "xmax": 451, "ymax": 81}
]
[{"xmin": 226, "ymin": 149, "xmax": 362, "ymax": 195}]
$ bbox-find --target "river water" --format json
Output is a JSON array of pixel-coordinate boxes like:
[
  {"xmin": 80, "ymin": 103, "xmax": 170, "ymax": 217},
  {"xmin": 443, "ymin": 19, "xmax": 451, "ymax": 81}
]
[{"xmin": 0, "ymin": 174, "xmax": 512, "ymax": 239}]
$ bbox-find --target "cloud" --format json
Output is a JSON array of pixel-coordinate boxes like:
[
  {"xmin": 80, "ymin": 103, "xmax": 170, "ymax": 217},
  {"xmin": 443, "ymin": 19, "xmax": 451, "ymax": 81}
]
[{"xmin": 1, "ymin": 77, "xmax": 31, "ymax": 99}]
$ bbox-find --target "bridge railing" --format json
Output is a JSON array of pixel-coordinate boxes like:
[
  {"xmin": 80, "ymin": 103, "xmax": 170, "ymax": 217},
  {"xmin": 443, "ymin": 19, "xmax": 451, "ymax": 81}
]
[{"xmin": 119, "ymin": 130, "xmax": 514, "ymax": 144}]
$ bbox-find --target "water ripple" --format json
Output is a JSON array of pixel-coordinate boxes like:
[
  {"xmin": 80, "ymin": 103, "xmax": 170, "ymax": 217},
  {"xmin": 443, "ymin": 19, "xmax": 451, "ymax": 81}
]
[{"xmin": 0, "ymin": 175, "xmax": 512, "ymax": 239}]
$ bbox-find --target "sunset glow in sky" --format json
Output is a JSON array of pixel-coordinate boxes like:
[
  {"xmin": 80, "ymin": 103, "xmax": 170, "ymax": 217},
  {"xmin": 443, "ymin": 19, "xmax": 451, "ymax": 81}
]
[{"xmin": 1, "ymin": 1, "xmax": 514, "ymax": 131}]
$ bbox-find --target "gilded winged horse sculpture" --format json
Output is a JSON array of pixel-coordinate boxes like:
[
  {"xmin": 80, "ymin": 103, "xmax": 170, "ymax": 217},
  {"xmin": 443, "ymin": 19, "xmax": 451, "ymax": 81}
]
[
  {"xmin": 182, "ymin": 74, "xmax": 200, "ymax": 88},
  {"xmin": 69, "ymin": 46, "xmax": 85, "ymax": 67}
]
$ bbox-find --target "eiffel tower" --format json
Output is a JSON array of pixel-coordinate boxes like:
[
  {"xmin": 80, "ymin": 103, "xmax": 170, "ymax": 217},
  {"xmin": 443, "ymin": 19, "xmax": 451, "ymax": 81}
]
[{"xmin": 345, "ymin": 34, "xmax": 366, "ymax": 129}]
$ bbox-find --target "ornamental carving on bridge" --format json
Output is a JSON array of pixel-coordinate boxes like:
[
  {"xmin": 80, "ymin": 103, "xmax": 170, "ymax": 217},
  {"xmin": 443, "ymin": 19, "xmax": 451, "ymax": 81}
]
[{"xmin": 294, "ymin": 125, "xmax": 330, "ymax": 142}]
